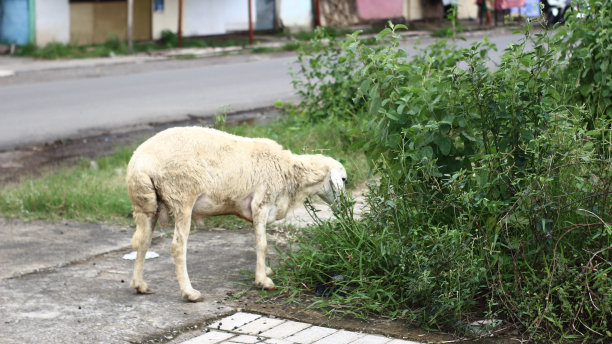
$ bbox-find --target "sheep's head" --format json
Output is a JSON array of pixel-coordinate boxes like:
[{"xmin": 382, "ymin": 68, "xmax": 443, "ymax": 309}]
[
  {"xmin": 315, "ymin": 157, "xmax": 347, "ymax": 206},
  {"xmin": 297, "ymin": 154, "xmax": 347, "ymax": 206}
]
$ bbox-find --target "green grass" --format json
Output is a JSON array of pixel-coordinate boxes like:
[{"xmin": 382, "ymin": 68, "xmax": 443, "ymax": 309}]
[
  {"xmin": 14, "ymin": 27, "xmax": 377, "ymax": 60},
  {"xmin": 0, "ymin": 115, "xmax": 367, "ymax": 226},
  {"xmin": 0, "ymin": 145, "xmax": 135, "ymax": 224},
  {"xmin": 13, "ymin": 32, "xmax": 251, "ymax": 60}
]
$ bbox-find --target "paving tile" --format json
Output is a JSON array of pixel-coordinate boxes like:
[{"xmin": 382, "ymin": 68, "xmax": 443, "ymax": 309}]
[
  {"xmin": 227, "ymin": 334, "xmax": 261, "ymax": 343},
  {"xmin": 349, "ymin": 334, "xmax": 392, "ymax": 344},
  {"xmin": 312, "ymin": 329, "xmax": 363, "ymax": 344},
  {"xmin": 263, "ymin": 339, "xmax": 293, "ymax": 344},
  {"xmin": 284, "ymin": 326, "xmax": 337, "ymax": 344},
  {"xmin": 259, "ymin": 320, "xmax": 311, "ymax": 339},
  {"xmin": 181, "ymin": 330, "xmax": 234, "ymax": 344},
  {"xmin": 387, "ymin": 339, "xmax": 423, "ymax": 344},
  {"xmin": 235, "ymin": 317, "xmax": 286, "ymax": 335},
  {"xmin": 184, "ymin": 313, "xmax": 424, "ymax": 344},
  {"xmin": 209, "ymin": 312, "xmax": 262, "ymax": 332}
]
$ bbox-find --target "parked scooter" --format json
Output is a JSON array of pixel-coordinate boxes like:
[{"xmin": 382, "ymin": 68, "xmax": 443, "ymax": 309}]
[
  {"xmin": 543, "ymin": 0, "xmax": 571, "ymax": 26},
  {"xmin": 543, "ymin": 0, "xmax": 589, "ymax": 26}
]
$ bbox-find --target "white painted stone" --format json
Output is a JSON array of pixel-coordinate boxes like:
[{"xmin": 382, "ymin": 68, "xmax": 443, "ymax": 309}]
[
  {"xmin": 209, "ymin": 312, "xmax": 262, "ymax": 332},
  {"xmin": 284, "ymin": 326, "xmax": 337, "ymax": 344},
  {"xmin": 236, "ymin": 317, "xmax": 286, "ymax": 335},
  {"xmin": 312, "ymin": 329, "xmax": 363, "ymax": 344},
  {"xmin": 259, "ymin": 320, "xmax": 311, "ymax": 339},
  {"xmin": 181, "ymin": 330, "xmax": 234, "ymax": 344}
]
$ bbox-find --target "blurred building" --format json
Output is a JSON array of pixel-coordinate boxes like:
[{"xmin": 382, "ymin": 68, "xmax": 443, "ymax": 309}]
[{"xmin": 0, "ymin": 0, "xmax": 537, "ymax": 47}]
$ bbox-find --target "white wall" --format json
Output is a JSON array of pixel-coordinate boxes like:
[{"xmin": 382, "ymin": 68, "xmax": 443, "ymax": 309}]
[
  {"xmin": 36, "ymin": 0, "xmax": 70, "ymax": 45},
  {"xmin": 152, "ymin": 0, "xmax": 178, "ymax": 40},
  {"xmin": 153, "ymin": 0, "xmax": 255, "ymax": 39},
  {"xmin": 279, "ymin": 0, "xmax": 312, "ymax": 32},
  {"xmin": 223, "ymin": 0, "xmax": 250, "ymax": 32},
  {"xmin": 457, "ymin": 0, "xmax": 478, "ymax": 20},
  {"xmin": 184, "ymin": 0, "xmax": 225, "ymax": 36}
]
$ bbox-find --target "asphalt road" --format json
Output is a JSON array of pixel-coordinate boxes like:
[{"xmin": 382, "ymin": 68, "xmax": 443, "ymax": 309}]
[{"xmin": 0, "ymin": 29, "xmax": 525, "ymax": 149}]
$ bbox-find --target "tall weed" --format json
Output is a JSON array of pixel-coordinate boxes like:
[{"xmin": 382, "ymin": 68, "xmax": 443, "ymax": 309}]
[{"xmin": 279, "ymin": 4, "xmax": 611, "ymax": 342}]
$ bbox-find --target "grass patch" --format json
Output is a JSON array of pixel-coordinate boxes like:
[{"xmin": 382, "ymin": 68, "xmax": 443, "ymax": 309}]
[
  {"xmin": 14, "ymin": 27, "xmax": 378, "ymax": 60},
  {"xmin": 172, "ymin": 54, "xmax": 199, "ymax": 60},
  {"xmin": 0, "ymin": 145, "xmax": 135, "ymax": 224},
  {"xmin": 13, "ymin": 31, "xmax": 251, "ymax": 60},
  {"xmin": 0, "ymin": 115, "xmax": 367, "ymax": 226}
]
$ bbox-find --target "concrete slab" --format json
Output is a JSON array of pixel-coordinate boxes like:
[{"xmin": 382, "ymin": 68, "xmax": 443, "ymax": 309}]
[
  {"xmin": 0, "ymin": 227, "xmax": 263, "ymax": 343},
  {"xmin": 235, "ymin": 317, "xmax": 285, "ymax": 335},
  {"xmin": 312, "ymin": 330, "xmax": 364, "ymax": 344},
  {"xmin": 0, "ymin": 218, "xmax": 132, "ymax": 279},
  {"xmin": 182, "ymin": 330, "xmax": 234, "ymax": 344},
  {"xmin": 209, "ymin": 312, "xmax": 262, "ymax": 331},
  {"xmin": 259, "ymin": 321, "xmax": 311, "ymax": 339},
  {"xmin": 284, "ymin": 326, "xmax": 337, "ymax": 344}
]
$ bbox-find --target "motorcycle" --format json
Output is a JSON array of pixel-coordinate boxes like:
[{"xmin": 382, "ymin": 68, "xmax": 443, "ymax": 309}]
[{"xmin": 543, "ymin": 0, "xmax": 571, "ymax": 26}]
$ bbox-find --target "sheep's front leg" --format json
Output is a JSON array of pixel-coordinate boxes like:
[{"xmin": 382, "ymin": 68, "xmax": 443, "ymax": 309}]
[
  {"xmin": 253, "ymin": 208, "xmax": 275, "ymax": 289},
  {"xmin": 171, "ymin": 210, "xmax": 203, "ymax": 302}
]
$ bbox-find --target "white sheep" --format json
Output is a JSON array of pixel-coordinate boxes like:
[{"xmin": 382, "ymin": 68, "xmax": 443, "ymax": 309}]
[{"xmin": 126, "ymin": 127, "xmax": 347, "ymax": 302}]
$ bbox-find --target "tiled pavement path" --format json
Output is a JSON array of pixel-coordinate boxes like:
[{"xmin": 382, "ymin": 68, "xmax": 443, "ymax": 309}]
[{"xmin": 182, "ymin": 312, "xmax": 423, "ymax": 344}]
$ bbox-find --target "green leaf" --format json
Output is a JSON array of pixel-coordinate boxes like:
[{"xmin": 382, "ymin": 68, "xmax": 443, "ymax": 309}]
[
  {"xmin": 461, "ymin": 131, "xmax": 477, "ymax": 142},
  {"xmin": 434, "ymin": 135, "xmax": 452, "ymax": 155},
  {"xmin": 385, "ymin": 112, "xmax": 399, "ymax": 121},
  {"xmin": 420, "ymin": 146, "xmax": 434, "ymax": 160},
  {"xmin": 376, "ymin": 28, "xmax": 392, "ymax": 41},
  {"xmin": 359, "ymin": 79, "xmax": 371, "ymax": 95},
  {"xmin": 369, "ymin": 94, "xmax": 382, "ymax": 115}
]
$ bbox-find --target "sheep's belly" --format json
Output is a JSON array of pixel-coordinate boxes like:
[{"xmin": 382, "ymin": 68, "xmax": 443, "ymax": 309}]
[{"xmin": 191, "ymin": 193, "xmax": 253, "ymax": 222}]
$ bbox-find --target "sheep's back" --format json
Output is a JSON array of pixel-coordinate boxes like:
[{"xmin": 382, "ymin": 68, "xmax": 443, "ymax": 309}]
[{"xmin": 128, "ymin": 127, "xmax": 294, "ymax": 204}]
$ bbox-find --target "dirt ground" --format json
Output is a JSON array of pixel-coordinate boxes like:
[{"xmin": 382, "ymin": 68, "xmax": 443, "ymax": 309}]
[{"xmin": 0, "ymin": 110, "xmax": 517, "ymax": 343}]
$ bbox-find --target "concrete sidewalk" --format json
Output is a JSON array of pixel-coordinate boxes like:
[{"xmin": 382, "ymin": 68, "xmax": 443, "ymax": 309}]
[{"xmin": 0, "ymin": 198, "xmax": 390, "ymax": 344}]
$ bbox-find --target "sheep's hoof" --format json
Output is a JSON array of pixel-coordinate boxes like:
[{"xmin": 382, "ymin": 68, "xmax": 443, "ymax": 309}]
[
  {"xmin": 137, "ymin": 287, "xmax": 154, "ymax": 294},
  {"xmin": 255, "ymin": 277, "xmax": 276, "ymax": 290},
  {"xmin": 182, "ymin": 289, "xmax": 204, "ymax": 302},
  {"xmin": 131, "ymin": 281, "xmax": 154, "ymax": 294},
  {"xmin": 265, "ymin": 266, "xmax": 274, "ymax": 277}
]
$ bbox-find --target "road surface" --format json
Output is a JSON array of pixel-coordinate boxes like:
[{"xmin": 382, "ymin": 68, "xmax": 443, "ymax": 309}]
[{"xmin": 0, "ymin": 29, "xmax": 526, "ymax": 149}]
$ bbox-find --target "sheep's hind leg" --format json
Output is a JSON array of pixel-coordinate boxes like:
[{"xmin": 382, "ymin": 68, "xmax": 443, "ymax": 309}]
[
  {"xmin": 130, "ymin": 212, "xmax": 157, "ymax": 294},
  {"xmin": 171, "ymin": 210, "xmax": 203, "ymax": 302}
]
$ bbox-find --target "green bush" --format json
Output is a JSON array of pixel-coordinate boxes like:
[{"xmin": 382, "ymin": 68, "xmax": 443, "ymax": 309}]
[
  {"xmin": 160, "ymin": 29, "xmax": 178, "ymax": 48},
  {"xmin": 291, "ymin": 28, "xmax": 365, "ymax": 122},
  {"xmin": 277, "ymin": 5, "xmax": 611, "ymax": 342}
]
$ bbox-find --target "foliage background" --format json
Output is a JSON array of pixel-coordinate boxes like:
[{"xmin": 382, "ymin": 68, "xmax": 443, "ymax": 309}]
[{"xmin": 275, "ymin": 1, "xmax": 611, "ymax": 342}]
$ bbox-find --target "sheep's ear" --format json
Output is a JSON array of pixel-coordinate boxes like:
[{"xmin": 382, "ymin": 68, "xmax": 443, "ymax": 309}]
[{"xmin": 297, "ymin": 155, "xmax": 330, "ymax": 186}]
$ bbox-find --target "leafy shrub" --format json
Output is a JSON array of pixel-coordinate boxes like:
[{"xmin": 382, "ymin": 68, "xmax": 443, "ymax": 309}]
[
  {"xmin": 557, "ymin": 0, "xmax": 612, "ymax": 131},
  {"xmin": 290, "ymin": 28, "xmax": 364, "ymax": 122},
  {"xmin": 160, "ymin": 29, "xmax": 178, "ymax": 48},
  {"xmin": 278, "ymin": 5, "xmax": 611, "ymax": 342}
]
